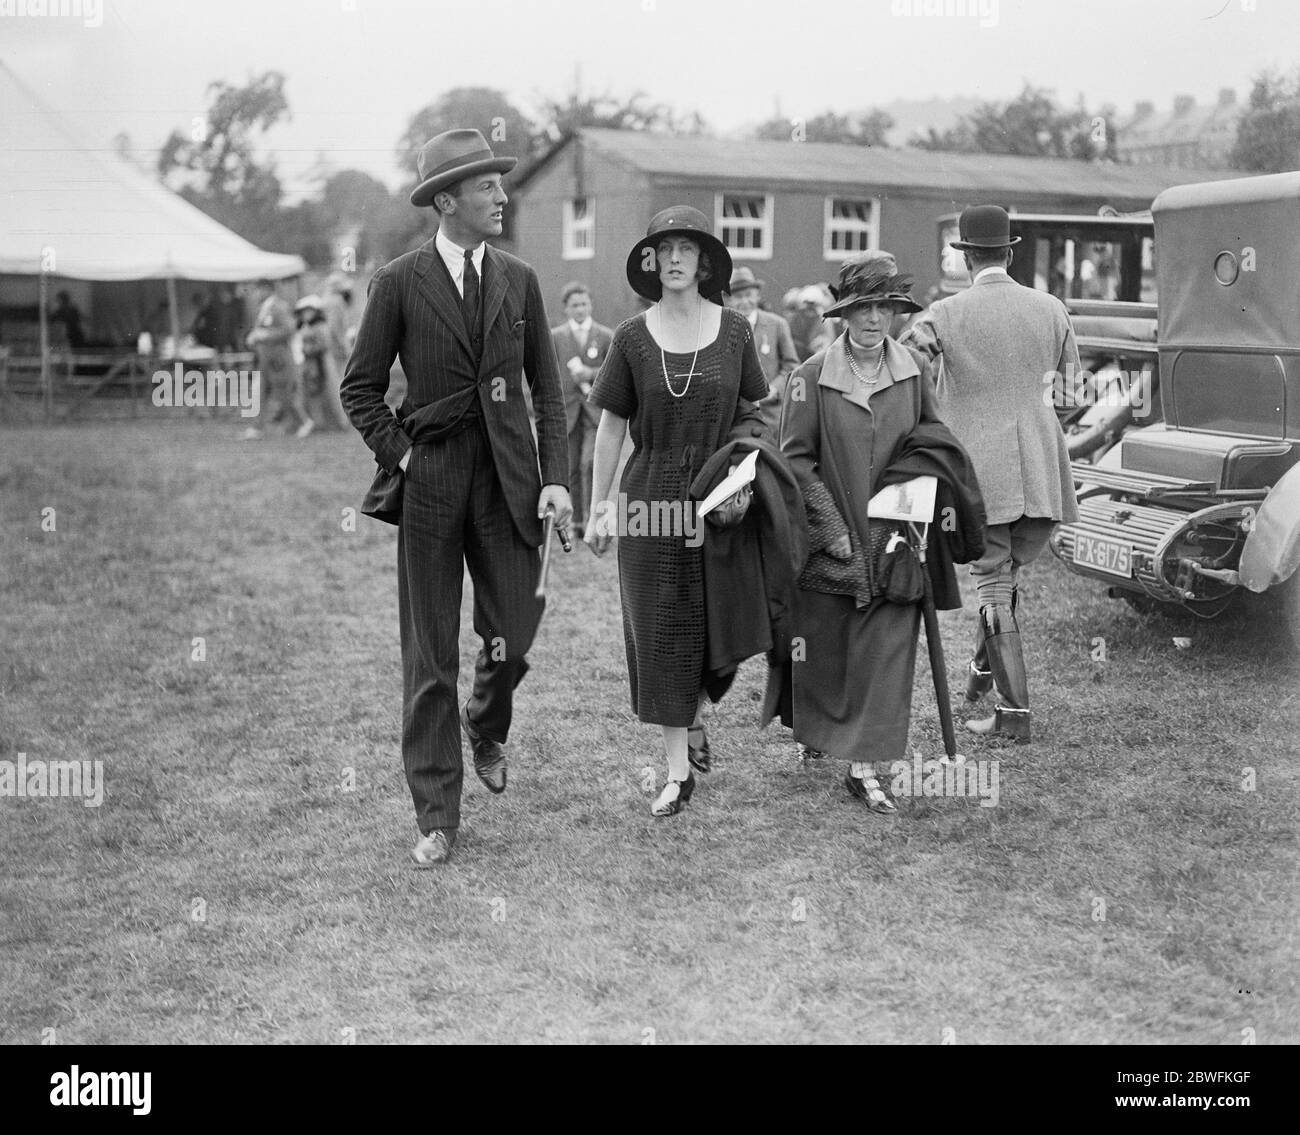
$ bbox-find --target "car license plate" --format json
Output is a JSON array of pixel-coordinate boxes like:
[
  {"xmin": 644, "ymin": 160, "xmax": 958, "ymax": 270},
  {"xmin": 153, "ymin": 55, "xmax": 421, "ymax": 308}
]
[{"xmin": 1073, "ymin": 534, "xmax": 1132, "ymax": 578}]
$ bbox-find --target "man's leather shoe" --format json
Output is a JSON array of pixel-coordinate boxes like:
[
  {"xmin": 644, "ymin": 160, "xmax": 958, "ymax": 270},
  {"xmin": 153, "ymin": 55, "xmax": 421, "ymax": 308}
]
[
  {"xmin": 462, "ymin": 707, "xmax": 507, "ymax": 794},
  {"xmin": 411, "ymin": 828, "xmax": 456, "ymax": 868}
]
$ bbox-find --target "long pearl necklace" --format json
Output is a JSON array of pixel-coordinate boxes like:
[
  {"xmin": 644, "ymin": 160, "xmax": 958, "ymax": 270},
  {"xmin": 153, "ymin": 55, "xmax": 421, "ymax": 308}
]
[
  {"xmin": 844, "ymin": 336, "xmax": 886, "ymax": 385},
  {"xmin": 657, "ymin": 299, "xmax": 704, "ymax": 399}
]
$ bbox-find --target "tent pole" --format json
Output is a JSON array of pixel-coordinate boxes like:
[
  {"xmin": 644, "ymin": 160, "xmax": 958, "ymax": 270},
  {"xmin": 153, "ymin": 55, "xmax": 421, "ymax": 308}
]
[
  {"xmin": 38, "ymin": 268, "xmax": 50, "ymax": 420},
  {"xmin": 165, "ymin": 275, "xmax": 181, "ymax": 356}
]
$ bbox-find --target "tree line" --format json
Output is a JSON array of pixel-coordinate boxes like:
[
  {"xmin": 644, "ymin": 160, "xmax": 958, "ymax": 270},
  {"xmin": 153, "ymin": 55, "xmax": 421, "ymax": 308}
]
[{"xmin": 152, "ymin": 73, "xmax": 1300, "ymax": 270}]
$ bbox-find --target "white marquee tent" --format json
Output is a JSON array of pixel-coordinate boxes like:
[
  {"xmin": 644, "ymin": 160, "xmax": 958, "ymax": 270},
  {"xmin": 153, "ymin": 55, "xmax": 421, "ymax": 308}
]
[{"xmin": 0, "ymin": 58, "xmax": 305, "ymax": 282}]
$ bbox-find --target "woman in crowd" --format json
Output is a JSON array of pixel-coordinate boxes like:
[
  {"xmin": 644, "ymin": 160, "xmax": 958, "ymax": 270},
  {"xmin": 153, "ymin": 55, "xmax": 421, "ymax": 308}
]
[
  {"xmin": 780, "ymin": 251, "xmax": 979, "ymax": 814},
  {"xmin": 586, "ymin": 206, "xmax": 768, "ymax": 817}
]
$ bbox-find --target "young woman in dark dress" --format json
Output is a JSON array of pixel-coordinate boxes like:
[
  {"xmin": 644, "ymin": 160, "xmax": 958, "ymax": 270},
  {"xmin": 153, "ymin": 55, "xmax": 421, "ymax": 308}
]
[{"xmin": 585, "ymin": 207, "xmax": 767, "ymax": 817}]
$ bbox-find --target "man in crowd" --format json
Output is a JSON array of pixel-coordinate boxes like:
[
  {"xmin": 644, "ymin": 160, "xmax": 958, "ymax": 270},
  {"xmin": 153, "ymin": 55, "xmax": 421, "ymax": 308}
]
[
  {"xmin": 728, "ymin": 267, "xmax": 798, "ymax": 433},
  {"xmin": 550, "ymin": 281, "xmax": 612, "ymax": 537},
  {"xmin": 246, "ymin": 277, "xmax": 313, "ymax": 439},
  {"xmin": 340, "ymin": 128, "xmax": 571, "ymax": 868},
  {"xmin": 903, "ymin": 204, "xmax": 1079, "ymax": 743}
]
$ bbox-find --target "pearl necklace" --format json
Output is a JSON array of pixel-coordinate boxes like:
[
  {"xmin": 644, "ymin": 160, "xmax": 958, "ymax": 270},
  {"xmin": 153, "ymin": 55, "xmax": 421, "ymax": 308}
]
[
  {"xmin": 844, "ymin": 336, "xmax": 886, "ymax": 385},
  {"xmin": 657, "ymin": 299, "xmax": 704, "ymax": 399}
]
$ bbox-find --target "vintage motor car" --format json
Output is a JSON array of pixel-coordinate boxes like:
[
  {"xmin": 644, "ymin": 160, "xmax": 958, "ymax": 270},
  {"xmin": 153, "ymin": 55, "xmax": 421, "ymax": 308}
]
[{"xmin": 1050, "ymin": 171, "xmax": 1300, "ymax": 644}]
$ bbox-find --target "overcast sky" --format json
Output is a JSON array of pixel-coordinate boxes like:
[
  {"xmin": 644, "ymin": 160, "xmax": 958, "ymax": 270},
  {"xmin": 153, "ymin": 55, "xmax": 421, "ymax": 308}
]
[{"xmin": 3, "ymin": 0, "xmax": 1295, "ymax": 199}]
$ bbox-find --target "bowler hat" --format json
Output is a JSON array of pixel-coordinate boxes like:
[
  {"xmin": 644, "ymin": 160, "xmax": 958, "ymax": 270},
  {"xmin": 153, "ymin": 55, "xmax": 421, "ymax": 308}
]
[
  {"xmin": 626, "ymin": 206, "xmax": 732, "ymax": 303},
  {"xmin": 949, "ymin": 204, "xmax": 1021, "ymax": 251},
  {"xmin": 823, "ymin": 251, "xmax": 922, "ymax": 317},
  {"xmin": 729, "ymin": 266, "xmax": 764, "ymax": 293},
  {"xmin": 410, "ymin": 129, "xmax": 517, "ymax": 208}
]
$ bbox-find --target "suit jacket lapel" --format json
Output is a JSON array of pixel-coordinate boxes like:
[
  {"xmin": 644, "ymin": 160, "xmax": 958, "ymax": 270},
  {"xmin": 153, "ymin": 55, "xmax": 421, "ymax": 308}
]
[
  {"xmin": 481, "ymin": 245, "xmax": 509, "ymax": 346},
  {"xmin": 414, "ymin": 239, "xmax": 473, "ymax": 357}
]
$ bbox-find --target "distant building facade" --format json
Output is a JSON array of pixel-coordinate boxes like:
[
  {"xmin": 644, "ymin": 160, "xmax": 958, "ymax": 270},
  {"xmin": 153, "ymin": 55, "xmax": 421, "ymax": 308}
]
[
  {"xmin": 1117, "ymin": 90, "xmax": 1243, "ymax": 168},
  {"xmin": 508, "ymin": 129, "xmax": 1241, "ymax": 325}
]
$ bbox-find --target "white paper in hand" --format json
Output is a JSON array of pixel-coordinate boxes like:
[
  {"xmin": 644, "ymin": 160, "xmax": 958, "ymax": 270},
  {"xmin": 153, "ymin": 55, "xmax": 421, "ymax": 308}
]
[
  {"xmin": 867, "ymin": 475, "xmax": 937, "ymax": 523},
  {"xmin": 699, "ymin": 449, "xmax": 759, "ymax": 518}
]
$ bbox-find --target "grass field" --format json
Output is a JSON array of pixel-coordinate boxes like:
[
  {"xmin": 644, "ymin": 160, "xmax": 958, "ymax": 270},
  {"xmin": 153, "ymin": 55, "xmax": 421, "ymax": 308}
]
[{"xmin": 1, "ymin": 418, "xmax": 1296, "ymax": 1044}]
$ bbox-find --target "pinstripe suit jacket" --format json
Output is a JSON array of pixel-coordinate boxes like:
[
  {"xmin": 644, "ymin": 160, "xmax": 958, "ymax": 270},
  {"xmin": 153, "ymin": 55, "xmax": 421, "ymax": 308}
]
[{"xmin": 341, "ymin": 238, "xmax": 569, "ymax": 546}]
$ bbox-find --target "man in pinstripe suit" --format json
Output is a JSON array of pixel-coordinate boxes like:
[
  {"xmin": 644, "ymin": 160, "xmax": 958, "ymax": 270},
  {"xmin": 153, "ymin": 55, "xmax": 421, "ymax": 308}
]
[{"xmin": 341, "ymin": 129, "xmax": 572, "ymax": 867}]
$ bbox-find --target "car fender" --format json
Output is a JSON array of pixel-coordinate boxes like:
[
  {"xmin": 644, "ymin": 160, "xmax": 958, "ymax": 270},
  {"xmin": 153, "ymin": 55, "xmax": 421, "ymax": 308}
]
[{"xmin": 1239, "ymin": 462, "xmax": 1300, "ymax": 592}]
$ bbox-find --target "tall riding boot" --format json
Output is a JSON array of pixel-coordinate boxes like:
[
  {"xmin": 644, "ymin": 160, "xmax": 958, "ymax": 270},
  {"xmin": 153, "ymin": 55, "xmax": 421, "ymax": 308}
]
[
  {"xmin": 966, "ymin": 604, "xmax": 1031, "ymax": 742},
  {"xmin": 966, "ymin": 587, "xmax": 1015, "ymax": 702},
  {"xmin": 965, "ymin": 620, "xmax": 993, "ymax": 702}
]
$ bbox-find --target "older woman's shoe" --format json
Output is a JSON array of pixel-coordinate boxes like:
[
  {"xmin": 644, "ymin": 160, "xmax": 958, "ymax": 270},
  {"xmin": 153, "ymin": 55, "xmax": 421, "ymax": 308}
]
[
  {"xmin": 687, "ymin": 724, "xmax": 711, "ymax": 773},
  {"xmin": 845, "ymin": 769, "xmax": 897, "ymax": 815},
  {"xmin": 650, "ymin": 772, "xmax": 696, "ymax": 817}
]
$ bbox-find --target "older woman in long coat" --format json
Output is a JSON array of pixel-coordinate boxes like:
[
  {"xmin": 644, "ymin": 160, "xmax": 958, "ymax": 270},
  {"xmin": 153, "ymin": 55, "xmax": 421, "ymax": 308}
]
[{"xmin": 779, "ymin": 252, "xmax": 973, "ymax": 813}]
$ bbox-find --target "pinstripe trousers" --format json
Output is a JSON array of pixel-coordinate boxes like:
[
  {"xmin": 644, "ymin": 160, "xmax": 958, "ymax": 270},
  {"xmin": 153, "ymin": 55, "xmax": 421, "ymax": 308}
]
[{"xmin": 398, "ymin": 419, "xmax": 544, "ymax": 834}]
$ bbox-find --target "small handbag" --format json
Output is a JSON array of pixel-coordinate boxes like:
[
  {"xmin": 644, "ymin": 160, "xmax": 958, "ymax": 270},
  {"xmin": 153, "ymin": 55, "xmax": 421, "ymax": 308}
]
[{"xmin": 867, "ymin": 522, "xmax": 924, "ymax": 604}]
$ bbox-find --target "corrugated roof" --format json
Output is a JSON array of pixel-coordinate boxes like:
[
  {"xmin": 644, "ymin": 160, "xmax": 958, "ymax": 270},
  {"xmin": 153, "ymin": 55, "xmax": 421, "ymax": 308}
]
[{"xmin": 567, "ymin": 128, "xmax": 1242, "ymax": 202}]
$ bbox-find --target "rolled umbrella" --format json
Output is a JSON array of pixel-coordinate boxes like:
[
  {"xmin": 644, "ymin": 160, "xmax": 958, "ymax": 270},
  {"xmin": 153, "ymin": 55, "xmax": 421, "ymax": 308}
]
[{"xmin": 907, "ymin": 521, "xmax": 962, "ymax": 765}]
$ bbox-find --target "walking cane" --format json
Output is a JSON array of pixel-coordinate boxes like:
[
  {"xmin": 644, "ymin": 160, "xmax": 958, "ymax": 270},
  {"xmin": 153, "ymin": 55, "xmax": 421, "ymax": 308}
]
[
  {"xmin": 535, "ymin": 505, "xmax": 572, "ymax": 600},
  {"xmin": 907, "ymin": 520, "xmax": 964, "ymax": 766}
]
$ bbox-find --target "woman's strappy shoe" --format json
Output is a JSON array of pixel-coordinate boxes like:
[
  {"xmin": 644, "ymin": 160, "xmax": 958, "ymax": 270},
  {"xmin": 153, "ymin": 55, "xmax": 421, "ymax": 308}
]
[
  {"xmin": 651, "ymin": 772, "xmax": 696, "ymax": 817},
  {"xmin": 687, "ymin": 724, "xmax": 711, "ymax": 774},
  {"xmin": 845, "ymin": 768, "xmax": 897, "ymax": 815}
]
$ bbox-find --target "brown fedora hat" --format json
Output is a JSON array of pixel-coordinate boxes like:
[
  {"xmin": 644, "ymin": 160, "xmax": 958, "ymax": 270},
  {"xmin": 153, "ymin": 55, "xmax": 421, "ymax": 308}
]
[
  {"xmin": 729, "ymin": 266, "xmax": 764, "ymax": 293},
  {"xmin": 949, "ymin": 204, "xmax": 1021, "ymax": 251},
  {"xmin": 823, "ymin": 250, "xmax": 923, "ymax": 317},
  {"xmin": 626, "ymin": 206, "xmax": 732, "ymax": 303},
  {"xmin": 409, "ymin": 128, "xmax": 517, "ymax": 208}
]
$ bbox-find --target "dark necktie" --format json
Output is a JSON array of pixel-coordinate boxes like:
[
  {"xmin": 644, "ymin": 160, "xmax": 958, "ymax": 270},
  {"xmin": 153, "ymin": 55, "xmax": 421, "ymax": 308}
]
[{"xmin": 462, "ymin": 250, "xmax": 480, "ymax": 337}]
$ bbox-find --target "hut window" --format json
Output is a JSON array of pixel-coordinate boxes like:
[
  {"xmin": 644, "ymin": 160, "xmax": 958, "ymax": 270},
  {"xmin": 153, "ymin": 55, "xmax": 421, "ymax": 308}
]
[
  {"xmin": 716, "ymin": 193, "xmax": 773, "ymax": 260},
  {"xmin": 562, "ymin": 197, "xmax": 595, "ymax": 260},
  {"xmin": 824, "ymin": 197, "xmax": 880, "ymax": 260}
]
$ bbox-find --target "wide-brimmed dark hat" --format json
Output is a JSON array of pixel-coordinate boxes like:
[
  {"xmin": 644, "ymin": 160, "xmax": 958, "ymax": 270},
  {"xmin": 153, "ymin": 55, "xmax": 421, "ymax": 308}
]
[
  {"xmin": 729, "ymin": 266, "xmax": 764, "ymax": 293},
  {"xmin": 409, "ymin": 129, "xmax": 517, "ymax": 208},
  {"xmin": 949, "ymin": 204, "xmax": 1021, "ymax": 251},
  {"xmin": 626, "ymin": 206, "xmax": 732, "ymax": 303},
  {"xmin": 823, "ymin": 251, "xmax": 922, "ymax": 317}
]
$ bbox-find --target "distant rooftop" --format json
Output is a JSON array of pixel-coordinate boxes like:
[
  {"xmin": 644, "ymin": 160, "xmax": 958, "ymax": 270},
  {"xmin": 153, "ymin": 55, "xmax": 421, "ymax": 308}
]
[{"xmin": 523, "ymin": 128, "xmax": 1244, "ymax": 202}]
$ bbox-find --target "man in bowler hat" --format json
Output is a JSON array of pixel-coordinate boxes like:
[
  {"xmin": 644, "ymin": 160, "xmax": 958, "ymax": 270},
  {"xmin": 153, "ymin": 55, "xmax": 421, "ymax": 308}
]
[
  {"xmin": 341, "ymin": 129, "xmax": 572, "ymax": 866},
  {"xmin": 903, "ymin": 205, "xmax": 1079, "ymax": 743}
]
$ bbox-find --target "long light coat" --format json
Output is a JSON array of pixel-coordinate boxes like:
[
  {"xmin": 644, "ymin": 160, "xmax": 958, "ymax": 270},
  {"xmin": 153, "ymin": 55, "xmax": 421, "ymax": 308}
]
[{"xmin": 904, "ymin": 272, "xmax": 1080, "ymax": 526}]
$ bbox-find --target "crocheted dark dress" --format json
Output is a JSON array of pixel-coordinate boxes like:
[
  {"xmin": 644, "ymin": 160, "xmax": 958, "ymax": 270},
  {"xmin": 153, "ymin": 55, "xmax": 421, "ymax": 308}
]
[{"xmin": 588, "ymin": 307, "xmax": 767, "ymax": 726}]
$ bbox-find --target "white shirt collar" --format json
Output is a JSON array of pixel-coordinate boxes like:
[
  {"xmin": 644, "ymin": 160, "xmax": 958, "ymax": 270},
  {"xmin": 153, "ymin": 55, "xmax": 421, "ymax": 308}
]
[
  {"xmin": 746, "ymin": 310, "xmax": 759, "ymax": 327},
  {"xmin": 973, "ymin": 266, "xmax": 1011, "ymax": 284},
  {"xmin": 569, "ymin": 318, "xmax": 592, "ymax": 335},
  {"xmin": 435, "ymin": 228, "xmax": 485, "ymax": 292}
]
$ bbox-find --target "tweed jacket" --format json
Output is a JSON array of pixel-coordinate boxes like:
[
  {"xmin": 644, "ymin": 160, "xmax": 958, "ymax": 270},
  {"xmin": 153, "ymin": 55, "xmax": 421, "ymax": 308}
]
[
  {"xmin": 340, "ymin": 238, "xmax": 569, "ymax": 547},
  {"xmin": 550, "ymin": 319, "xmax": 613, "ymax": 432},
  {"xmin": 903, "ymin": 272, "xmax": 1080, "ymax": 526},
  {"xmin": 750, "ymin": 309, "xmax": 800, "ymax": 434}
]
